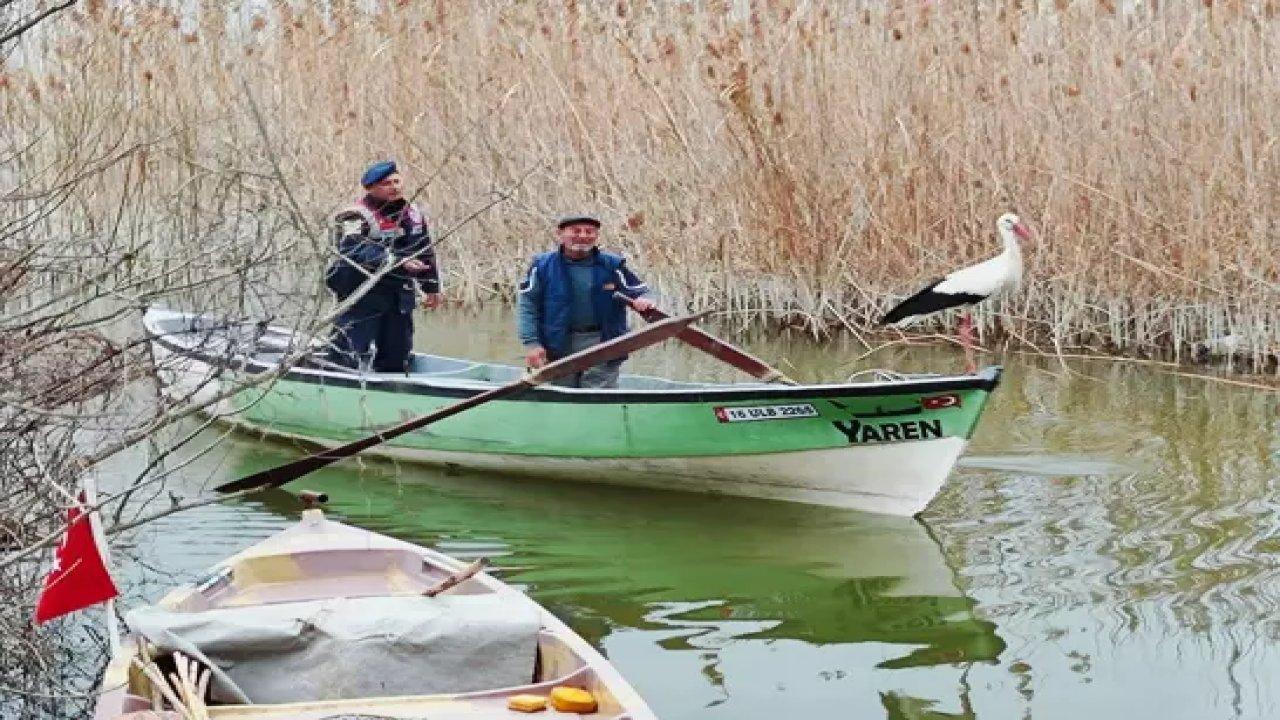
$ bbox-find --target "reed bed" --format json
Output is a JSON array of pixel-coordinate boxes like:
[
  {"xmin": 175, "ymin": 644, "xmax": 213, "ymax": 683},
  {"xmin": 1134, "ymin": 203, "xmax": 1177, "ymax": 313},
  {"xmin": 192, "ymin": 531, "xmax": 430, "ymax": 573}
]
[{"xmin": 4, "ymin": 0, "xmax": 1279, "ymax": 370}]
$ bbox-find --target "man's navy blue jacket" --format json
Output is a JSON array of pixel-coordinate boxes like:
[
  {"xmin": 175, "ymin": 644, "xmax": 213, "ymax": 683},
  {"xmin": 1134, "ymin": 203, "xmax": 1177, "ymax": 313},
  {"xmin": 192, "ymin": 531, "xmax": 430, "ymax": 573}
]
[{"xmin": 517, "ymin": 248, "xmax": 649, "ymax": 359}]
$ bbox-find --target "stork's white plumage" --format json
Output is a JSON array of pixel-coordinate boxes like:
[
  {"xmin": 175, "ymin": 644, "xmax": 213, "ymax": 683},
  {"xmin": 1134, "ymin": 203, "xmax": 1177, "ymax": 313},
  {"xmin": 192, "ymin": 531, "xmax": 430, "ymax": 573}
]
[
  {"xmin": 878, "ymin": 213, "xmax": 1031, "ymax": 326},
  {"xmin": 934, "ymin": 216, "xmax": 1025, "ymax": 296},
  {"xmin": 878, "ymin": 213, "xmax": 1032, "ymax": 373}
]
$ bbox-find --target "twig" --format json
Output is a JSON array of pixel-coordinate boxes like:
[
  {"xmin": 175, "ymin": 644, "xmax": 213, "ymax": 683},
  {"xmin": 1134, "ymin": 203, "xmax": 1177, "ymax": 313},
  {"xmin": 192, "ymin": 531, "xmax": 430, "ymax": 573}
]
[
  {"xmin": 240, "ymin": 79, "xmax": 318, "ymax": 241},
  {"xmin": 0, "ymin": 1, "xmax": 76, "ymax": 49},
  {"xmin": 1106, "ymin": 247, "xmax": 1227, "ymax": 296},
  {"xmin": 424, "ymin": 558, "xmax": 488, "ymax": 597}
]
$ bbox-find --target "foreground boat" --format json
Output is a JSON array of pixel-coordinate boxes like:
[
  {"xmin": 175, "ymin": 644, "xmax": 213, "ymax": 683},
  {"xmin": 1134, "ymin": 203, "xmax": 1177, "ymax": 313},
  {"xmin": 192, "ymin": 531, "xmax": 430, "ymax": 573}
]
[
  {"xmin": 144, "ymin": 308, "xmax": 1002, "ymax": 516},
  {"xmin": 95, "ymin": 500, "xmax": 655, "ymax": 719}
]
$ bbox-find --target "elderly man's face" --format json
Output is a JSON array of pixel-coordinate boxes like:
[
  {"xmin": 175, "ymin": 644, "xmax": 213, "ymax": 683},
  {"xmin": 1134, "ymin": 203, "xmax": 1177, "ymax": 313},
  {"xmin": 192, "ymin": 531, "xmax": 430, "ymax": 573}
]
[
  {"xmin": 366, "ymin": 173, "xmax": 404, "ymax": 203},
  {"xmin": 557, "ymin": 223, "xmax": 599, "ymax": 259}
]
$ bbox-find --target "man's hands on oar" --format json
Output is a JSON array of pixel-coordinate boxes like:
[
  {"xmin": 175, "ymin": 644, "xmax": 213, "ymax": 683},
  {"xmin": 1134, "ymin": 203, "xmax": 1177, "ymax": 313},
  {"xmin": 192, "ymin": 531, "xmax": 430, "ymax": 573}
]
[
  {"xmin": 213, "ymin": 311, "xmax": 709, "ymax": 494},
  {"xmin": 612, "ymin": 293, "xmax": 797, "ymax": 385}
]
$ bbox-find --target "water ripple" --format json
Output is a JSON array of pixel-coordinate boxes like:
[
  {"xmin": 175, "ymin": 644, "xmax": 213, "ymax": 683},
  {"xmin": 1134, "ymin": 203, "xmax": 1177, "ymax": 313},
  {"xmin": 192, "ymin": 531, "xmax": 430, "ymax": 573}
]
[{"xmin": 927, "ymin": 361, "xmax": 1280, "ymax": 718}]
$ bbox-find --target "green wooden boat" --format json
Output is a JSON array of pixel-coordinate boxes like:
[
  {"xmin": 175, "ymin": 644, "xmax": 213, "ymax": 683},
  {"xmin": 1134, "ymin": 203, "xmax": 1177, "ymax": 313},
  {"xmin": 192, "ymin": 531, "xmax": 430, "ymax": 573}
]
[{"xmin": 144, "ymin": 309, "xmax": 1002, "ymax": 516}]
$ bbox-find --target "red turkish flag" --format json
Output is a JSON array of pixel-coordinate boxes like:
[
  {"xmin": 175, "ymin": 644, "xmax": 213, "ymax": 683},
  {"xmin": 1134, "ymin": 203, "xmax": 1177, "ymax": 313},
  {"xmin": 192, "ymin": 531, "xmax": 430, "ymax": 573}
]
[
  {"xmin": 33, "ymin": 495, "xmax": 119, "ymax": 625},
  {"xmin": 922, "ymin": 393, "xmax": 962, "ymax": 410}
]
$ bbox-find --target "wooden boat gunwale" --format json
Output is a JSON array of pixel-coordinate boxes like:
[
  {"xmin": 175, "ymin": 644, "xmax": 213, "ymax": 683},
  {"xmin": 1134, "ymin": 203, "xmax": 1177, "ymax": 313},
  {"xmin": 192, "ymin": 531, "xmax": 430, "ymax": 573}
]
[{"xmin": 144, "ymin": 308, "xmax": 1001, "ymax": 404}]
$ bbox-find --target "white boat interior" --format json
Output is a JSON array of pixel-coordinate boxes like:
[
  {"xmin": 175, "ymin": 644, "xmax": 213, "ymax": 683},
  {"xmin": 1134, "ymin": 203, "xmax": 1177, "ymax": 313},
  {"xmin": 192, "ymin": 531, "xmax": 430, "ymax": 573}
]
[{"xmin": 144, "ymin": 308, "xmax": 947, "ymax": 391}]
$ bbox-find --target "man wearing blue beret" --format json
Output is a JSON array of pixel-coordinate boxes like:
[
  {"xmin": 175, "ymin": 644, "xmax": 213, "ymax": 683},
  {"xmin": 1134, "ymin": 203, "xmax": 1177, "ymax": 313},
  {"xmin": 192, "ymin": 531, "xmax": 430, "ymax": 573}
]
[
  {"xmin": 516, "ymin": 214, "xmax": 655, "ymax": 388},
  {"xmin": 324, "ymin": 160, "xmax": 441, "ymax": 372}
]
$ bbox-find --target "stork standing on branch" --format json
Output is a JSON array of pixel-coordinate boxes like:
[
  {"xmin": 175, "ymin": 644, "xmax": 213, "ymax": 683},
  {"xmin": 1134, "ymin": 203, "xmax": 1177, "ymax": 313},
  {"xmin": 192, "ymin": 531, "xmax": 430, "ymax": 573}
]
[{"xmin": 878, "ymin": 213, "xmax": 1033, "ymax": 374}]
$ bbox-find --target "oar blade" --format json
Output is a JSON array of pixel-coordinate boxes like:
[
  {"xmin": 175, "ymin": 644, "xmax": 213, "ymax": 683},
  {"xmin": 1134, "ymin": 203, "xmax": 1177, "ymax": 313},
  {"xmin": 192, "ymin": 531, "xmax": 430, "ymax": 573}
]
[{"xmin": 213, "ymin": 309, "xmax": 709, "ymax": 495}]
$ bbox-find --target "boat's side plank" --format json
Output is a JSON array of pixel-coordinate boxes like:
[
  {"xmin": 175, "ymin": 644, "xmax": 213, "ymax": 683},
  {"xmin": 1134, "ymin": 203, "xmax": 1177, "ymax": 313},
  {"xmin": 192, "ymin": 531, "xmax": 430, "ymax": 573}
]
[
  {"xmin": 225, "ymin": 374, "xmax": 995, "ymax": 459},
  {"xmin": 146, "ymin": 309, "xmax": 998, "ymax": 461}
]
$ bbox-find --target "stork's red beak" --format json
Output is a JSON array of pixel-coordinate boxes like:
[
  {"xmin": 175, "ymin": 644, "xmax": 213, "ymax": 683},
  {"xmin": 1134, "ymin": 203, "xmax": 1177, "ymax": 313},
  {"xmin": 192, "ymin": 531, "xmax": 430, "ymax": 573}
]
[{"xmin": 1013, "ymin": 222, "xmax": 1033, "ymax": 241}]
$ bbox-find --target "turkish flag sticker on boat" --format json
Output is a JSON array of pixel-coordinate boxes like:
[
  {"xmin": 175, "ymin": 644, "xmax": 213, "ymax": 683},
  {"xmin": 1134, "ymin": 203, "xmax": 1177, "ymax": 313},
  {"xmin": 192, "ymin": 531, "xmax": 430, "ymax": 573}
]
[{"xmin": 922, "ymin": 393, "xmax": 961, "ymax": 410}]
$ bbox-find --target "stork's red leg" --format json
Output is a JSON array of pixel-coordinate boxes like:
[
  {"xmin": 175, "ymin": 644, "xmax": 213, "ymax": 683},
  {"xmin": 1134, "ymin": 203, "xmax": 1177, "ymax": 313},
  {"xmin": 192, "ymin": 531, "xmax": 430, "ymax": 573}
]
[{"xmin": 958, "ymin": 312, "xmax": 977, "ymax": 375}]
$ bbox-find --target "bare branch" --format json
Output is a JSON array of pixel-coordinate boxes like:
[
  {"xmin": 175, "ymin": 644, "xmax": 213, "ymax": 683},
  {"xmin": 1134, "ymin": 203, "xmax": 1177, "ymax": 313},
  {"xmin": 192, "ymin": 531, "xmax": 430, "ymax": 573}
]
[{"xmin": 0, "ymin": 1, "xmax": 76, "ymax": 47}]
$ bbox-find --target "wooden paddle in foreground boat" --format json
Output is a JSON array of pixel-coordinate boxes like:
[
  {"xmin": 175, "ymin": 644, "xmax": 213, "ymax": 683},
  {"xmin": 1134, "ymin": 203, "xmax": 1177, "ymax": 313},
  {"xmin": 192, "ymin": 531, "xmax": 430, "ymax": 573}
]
[
  {"xmin": 613, "ymin": 292, "xmax": 797, "ymax": 385},
  {"xmin": 214, "ymin": 311, "xmax": 708, "ymax": 494},
  {"xmin": 424, "ymin": 558, "xmax": 489, "ymax": 597}
]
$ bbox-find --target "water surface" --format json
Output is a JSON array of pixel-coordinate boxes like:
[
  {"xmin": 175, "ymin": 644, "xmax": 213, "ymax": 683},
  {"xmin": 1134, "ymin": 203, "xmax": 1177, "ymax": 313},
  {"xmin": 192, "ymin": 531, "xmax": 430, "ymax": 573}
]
[{"xmin": 108, "ymin": 307, "xmax": 1280, "ymax": 720}]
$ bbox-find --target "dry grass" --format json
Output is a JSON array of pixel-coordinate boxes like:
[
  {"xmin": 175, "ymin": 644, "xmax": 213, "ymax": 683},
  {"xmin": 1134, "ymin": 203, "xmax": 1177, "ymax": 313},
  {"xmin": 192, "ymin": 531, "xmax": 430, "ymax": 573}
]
[{"xmin": 4, "ymin": 0, "xmax": 1279, "ymax": 369}]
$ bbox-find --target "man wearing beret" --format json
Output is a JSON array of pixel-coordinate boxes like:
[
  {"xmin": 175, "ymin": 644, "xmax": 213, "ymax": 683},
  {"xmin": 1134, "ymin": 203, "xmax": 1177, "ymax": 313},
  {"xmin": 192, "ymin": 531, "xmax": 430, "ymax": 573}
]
[
  {"xmin": 325, "ymin": 160, "xmax": 441, "ymax": 372},
  {"xmin": 516, "ymin": 214, "xmax": 654, "ymax": 388}
]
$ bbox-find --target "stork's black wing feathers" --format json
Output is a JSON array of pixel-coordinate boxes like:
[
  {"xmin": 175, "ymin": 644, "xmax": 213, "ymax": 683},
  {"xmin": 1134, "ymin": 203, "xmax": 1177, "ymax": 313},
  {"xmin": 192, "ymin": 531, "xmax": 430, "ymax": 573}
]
[{"xmin": 878, "ymin": 279, "xmax": 986, "ymax": 325}]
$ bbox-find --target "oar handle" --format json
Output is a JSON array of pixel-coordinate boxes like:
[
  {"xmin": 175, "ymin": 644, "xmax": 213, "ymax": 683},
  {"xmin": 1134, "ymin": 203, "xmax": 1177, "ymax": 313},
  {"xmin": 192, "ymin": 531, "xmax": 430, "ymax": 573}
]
[
  {"xmin": 612, "ymin": 291, "xmax": 660, "ymax": 322},
  {"xmin": 613, "ymin": 292, "xmax": 797, "ymax": 385}
]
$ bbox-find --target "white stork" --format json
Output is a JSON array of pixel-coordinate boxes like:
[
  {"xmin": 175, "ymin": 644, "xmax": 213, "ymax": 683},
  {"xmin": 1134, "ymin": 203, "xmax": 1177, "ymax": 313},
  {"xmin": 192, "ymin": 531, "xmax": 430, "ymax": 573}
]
[{"xmin": 878, "ymin": 212, "xmax": 1032, "ymax": 374}]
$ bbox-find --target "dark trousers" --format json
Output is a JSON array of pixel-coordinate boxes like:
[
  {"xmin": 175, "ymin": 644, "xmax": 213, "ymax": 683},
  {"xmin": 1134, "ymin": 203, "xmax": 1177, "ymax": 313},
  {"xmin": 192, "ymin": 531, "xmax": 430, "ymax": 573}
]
[
  {"xmin": 328, "ymin": 291, "xmax": 414, "ymax": 372},
  {"xmin": 548, "ymin": 331, "xmax": 623, "ymax": 388}
]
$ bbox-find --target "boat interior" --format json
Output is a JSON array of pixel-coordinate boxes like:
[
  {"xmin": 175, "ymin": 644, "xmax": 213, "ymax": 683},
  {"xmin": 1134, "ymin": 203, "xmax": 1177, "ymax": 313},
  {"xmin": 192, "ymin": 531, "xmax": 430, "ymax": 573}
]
[
  {"xmin": 149, "ymin": 309, "xmax": 770, "ymax": 391},
  {"xmin": 147, "ymin": 309, "xmax": 946, "ymax": 390},
  {"xmin": 114, "ymin": 517, "xmax": 627, "ymax": 718}
]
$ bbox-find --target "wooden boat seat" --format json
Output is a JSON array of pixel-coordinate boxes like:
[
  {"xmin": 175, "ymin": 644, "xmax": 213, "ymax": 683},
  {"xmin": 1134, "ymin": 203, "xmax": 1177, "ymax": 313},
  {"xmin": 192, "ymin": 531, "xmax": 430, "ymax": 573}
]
[
  {"xmin": 407, "ymin": 354, "xmax": 482, "ymax": 374},
  {"xmin": 175, "ymin": 548, "xmax": 489, "ymax": 611}
]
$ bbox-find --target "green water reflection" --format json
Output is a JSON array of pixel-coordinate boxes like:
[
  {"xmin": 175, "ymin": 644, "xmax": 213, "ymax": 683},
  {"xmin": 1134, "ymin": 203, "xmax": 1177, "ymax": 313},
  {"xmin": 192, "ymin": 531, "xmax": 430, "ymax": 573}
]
[{"xmin": 226, "ymin": 440, "xmax": 1003, "ymax": 718}]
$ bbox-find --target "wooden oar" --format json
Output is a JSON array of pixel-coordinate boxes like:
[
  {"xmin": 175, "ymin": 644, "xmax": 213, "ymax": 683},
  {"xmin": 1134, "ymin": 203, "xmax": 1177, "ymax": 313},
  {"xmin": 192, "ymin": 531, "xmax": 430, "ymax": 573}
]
[
  {"xmin": 214, "ymin": 312, "xmax": 707, "ymax": 494},
  {"xmin": 424, "ymin": 558, "xmax": 488, "ymax": 597},
  {"xmin": 613, "ymin": 292, "xmax": 797, "ymax": 385}
]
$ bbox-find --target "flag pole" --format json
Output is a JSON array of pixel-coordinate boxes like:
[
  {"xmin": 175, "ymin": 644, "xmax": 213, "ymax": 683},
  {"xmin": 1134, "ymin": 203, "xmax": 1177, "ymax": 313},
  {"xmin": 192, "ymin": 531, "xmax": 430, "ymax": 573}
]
[{"xmin": 81, "ymin": 476, "xmax": 121, "ymax": 656}]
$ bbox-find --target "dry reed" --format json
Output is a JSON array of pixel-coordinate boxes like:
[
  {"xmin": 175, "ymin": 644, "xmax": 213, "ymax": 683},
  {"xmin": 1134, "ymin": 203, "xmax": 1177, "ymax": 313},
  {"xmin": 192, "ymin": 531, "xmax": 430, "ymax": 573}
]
[{"xmin": 3, "ymin": 0, "xmax": 1278, "ymax": 370}]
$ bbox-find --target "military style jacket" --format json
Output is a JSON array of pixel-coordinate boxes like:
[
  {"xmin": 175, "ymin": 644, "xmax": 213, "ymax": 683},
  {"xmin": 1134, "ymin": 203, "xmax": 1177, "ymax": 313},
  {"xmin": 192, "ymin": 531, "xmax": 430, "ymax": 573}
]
[{"xmin": 325, "ymin": 196, "xmax": 440, "ymax": 300}]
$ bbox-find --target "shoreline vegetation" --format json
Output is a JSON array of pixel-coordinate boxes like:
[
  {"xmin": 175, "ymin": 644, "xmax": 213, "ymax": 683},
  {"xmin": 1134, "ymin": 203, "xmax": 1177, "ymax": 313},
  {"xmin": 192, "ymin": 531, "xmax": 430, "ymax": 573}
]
[{"xmin": 4, "ymin": 0, "xmax": 1279, "ymax": 376}]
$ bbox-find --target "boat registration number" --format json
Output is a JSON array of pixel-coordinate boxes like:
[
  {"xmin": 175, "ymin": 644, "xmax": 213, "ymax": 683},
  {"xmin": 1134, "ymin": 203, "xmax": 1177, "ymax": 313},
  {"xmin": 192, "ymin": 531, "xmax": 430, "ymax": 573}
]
[{"xmin": 714, "ymin": 403, "xmax": 818, "ymax": 423}]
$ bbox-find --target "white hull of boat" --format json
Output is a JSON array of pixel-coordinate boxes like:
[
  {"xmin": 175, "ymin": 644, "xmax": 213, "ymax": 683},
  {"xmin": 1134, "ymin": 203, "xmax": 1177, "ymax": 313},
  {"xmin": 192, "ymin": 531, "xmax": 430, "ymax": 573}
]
[{"xmin": 228, "ymin": 418, "xmax": 966, "ymax": 516}]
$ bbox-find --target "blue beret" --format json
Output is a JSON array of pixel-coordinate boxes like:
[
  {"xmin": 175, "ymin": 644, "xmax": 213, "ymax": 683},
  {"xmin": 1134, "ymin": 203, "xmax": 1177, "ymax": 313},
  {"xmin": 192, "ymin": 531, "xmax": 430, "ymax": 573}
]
[
  {"xmin": 556, "ymin": 213, "xmax": 601, "ymax": 229},
  {"xmin": 360, "ymin": 160, "xmax": 397, "ymax": 187}
]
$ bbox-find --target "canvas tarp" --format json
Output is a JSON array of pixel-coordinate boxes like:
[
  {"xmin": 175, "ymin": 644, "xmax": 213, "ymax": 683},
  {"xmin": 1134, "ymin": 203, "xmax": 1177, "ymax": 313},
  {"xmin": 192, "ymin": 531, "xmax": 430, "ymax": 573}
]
[{"xmin": 127, "ymin": 594, "xmax": 541, "ymax": 704}]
